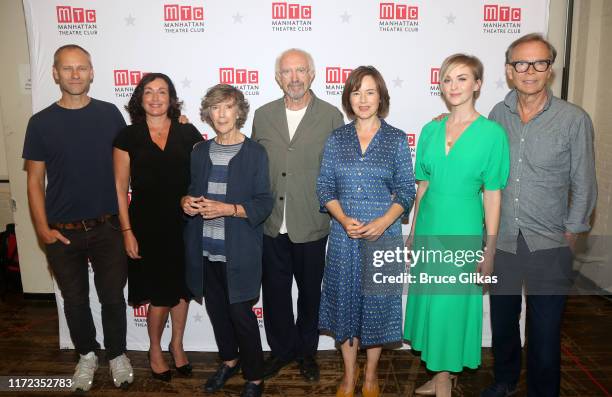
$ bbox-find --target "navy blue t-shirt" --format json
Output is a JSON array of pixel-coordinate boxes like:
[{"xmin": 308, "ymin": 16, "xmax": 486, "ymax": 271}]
[{"xmin": 22, "ymin": 99, "xmax": 127, "ymax": 223}]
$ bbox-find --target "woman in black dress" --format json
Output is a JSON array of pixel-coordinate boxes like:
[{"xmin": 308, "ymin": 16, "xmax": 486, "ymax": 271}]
[{"xmin": 113, "ymin": 73, "xmax": 202, "ymax": 381}]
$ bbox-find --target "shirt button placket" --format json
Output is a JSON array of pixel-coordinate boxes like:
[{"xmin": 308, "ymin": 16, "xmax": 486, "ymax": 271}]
[{"xmin": 514, "ymin": 122, "xmax": 528, "ymax": 228}]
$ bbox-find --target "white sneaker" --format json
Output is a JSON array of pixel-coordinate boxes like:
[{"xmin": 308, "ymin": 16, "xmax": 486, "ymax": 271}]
[
  {"xmin": 109, "ymin": 353, "xmax": 134, "ymax": 389},
  {"xmin": 71, "ymin": 351, "xmax": 98, "ymax": 392}
]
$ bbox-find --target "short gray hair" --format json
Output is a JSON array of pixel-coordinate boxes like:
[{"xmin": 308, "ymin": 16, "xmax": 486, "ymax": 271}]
[
  {"xmin": 200, "ymin": 84, "xmax": 250, "ymax": 130},
  {"xmin": 274, "ymin": 48, "xmax": 315, "ymax": 77},
  {"xmin": 505, "ymin": 33, "xmax": 557, "ymax": 64}
]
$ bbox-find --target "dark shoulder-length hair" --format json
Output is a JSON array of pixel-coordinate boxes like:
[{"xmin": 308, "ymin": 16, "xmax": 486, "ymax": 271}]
[
  {"xmin": 125, "ymin": 72, "xmax": 182, "ymax": 124},
  {"xmin": 341, "ymin": 66, "xmax": 390, "ymax": 120}
]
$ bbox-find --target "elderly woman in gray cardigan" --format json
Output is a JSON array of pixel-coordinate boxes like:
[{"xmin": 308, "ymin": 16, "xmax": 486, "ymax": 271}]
[{"xmin": 181, "ymin": 84, "xmax": 273, "ymax": 397}]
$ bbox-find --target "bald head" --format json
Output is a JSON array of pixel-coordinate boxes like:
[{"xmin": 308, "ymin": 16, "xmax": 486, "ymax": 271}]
[{"xmin": 53, "ymin": 44, "xmax": 92, "ymax": 68}]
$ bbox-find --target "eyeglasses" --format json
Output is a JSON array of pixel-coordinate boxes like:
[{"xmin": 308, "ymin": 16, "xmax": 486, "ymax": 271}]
[{"xmin": 508, "ymin": 60, "xmax": 552, "ymax": 73}]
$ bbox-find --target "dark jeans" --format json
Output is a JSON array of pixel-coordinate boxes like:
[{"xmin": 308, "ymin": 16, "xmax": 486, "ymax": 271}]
[
  {"xmin": 262, "ymin": 234, "xmax": 327, "ymax": 361},
  {"xmin": 46, "ymin": 218, "xmax": 127, "ymax": 360},
  {"xmin": 203, "ymin": 257, "xmax": 263, "ymax": 381},
  {"xmin": 490, "ymin": 233, "xmax": 573, "ymax": 397}
]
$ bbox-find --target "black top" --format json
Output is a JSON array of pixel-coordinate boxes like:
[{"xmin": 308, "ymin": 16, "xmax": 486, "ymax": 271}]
[
  {"xmin": 113, "ymin": 120, "xmax": 203, "ymax": 306},
  {"xmin": 113, "ymin": 120, "xmax": 202, "ymax": 204},
  {"xmin": 22, "ymin": 99, "xmax": 126, "ymax": 223}
]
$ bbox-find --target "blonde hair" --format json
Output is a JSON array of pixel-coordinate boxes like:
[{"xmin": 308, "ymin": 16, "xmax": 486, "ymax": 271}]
[{"xmin": 439, "ymin": 53, "xmax": 484, "ymax": 99}]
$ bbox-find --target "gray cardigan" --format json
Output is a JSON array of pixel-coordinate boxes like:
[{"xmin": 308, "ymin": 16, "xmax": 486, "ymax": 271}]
[{"xmin": 251, "ymin": 91, "xmax": 344, "ymax": 243}]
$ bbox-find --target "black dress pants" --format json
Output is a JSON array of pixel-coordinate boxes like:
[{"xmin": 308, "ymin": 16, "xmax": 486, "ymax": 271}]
[
  {"xmin": 203, "ymin": 257, "xmax": 263, "ymax": 381},
  {"xmin": 46, "ymin": 218, "xmax": 127, "ymax": 360},
  {"xmin": 490, "ymin": 233, "xmax": 573, "ymax": 397},
  {"xmin": 261, "ymin": 234, "xmax": 327, "ymax": 361}
]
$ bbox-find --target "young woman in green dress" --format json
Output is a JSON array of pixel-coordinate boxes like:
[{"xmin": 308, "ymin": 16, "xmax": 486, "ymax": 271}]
[{"xmin": 404, "ymin": 54, "xmax": 510, "ymax": 396}]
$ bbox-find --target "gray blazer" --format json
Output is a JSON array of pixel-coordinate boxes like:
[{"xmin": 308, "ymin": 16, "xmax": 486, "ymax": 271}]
[{"xmin": 252, "ymin": 91, "xmax": 344, "ymax": 243}]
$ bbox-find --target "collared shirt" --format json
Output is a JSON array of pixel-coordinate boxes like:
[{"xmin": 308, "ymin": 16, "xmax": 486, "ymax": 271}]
[
  {"xmin": 316, "ymin": 119, "xmax": 416, "ymax": 218},
  {"xmin": 489, "ymin": 88, "xmax": 597, "ymax": 253}
]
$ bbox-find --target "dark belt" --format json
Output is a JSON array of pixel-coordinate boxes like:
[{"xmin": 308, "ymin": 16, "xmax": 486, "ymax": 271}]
[{"xmin": 49, "ymin": 214, "xmax": 115, "ymax": 231}]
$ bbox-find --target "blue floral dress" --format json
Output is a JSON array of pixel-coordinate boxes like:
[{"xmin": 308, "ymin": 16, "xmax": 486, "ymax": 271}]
[{"xmin": 317, "ymin": 120, "xmax": 416, "ymax": 346}]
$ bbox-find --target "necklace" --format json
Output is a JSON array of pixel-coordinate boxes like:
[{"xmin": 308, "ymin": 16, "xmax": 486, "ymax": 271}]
[
  {"xmin": 148, "ymin": 119, "xmax": 170, "ymax": 139},
  {"xmin": 446, "ymin": 111, "xmax": 479, "ymax": 148},
  {"xmin": 152, "ymin": 129, "xmax": 167, "ymax": 139}
]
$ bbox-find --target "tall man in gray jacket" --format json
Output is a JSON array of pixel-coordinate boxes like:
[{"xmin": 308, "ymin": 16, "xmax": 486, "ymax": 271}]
[
  {"xmin": 252, "ymin": 48, "xmax": 344, "ymax": 381},
  {"xmin": 482, "ymin": 34, "xmax": 597, "ymax": 397}
]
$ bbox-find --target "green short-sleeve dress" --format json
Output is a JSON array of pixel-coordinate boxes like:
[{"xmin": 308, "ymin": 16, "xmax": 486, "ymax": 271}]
[{"xmin": 403, "ymin": 115, "xmax": 510, "ymax": 372}]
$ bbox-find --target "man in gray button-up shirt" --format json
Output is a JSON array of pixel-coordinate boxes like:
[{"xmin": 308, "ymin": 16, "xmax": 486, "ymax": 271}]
[
  {"xmin": 492, "ymin": 86, "xmax": 596, "ymax": 254},
  {"xmin": 482, "ymin": 34, "xmax": 597, "ymax": 397}
]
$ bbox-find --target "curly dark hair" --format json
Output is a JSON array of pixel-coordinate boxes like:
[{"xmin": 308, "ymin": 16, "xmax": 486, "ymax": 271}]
[{"xmin": 125, "ymin": 73, "xmax": 182, "ymax": 124}]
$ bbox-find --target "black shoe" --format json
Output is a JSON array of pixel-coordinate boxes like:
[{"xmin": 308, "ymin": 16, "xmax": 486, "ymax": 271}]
[
  {"xmin": 297, "ymin": 356, "xmax": 320, "ymax": 382},
  {"xmin": 168, "ymin": 343, "xmax": 193, "ymax": 377},
  {"xmin": 148, "ymin": 351, "xmax": 172, "ymax": 382},
  {"xmin": 151, "ymin": 369, "xmax": 172, "ymax": 382},
  {"xmin": 240, "ymin": 381, "xmax": 263, "ymax": 397},
  {"xmin": 262, "ymin": 356, "xmax": 293, "ymax": 379},
  {"xmin": 204, "ymin": 362, "xmax": 241, "ymax": 393},
  {"xmin": 481, "ymin": 382, "xmax": 518, "ymax": 397}
]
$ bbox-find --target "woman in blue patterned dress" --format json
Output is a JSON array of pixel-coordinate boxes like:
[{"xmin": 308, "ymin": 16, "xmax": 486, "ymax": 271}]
[{"xmin": 317, "ymin": 66, "xmax": 415, "ymax": 397}]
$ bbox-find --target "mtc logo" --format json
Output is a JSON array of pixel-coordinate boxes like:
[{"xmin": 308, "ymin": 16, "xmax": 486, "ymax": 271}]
[
  {"xmin": 114, "ymin": 70, "xmax": 147, "ymax": 86},
  {"xmin": 219, "ymin": 68, "xmax": 259, "ymax": 84},
  {"xmin": 379, "ymin": 3, "xmax": 418, "ymax": 20},
  {"xmin": 252, "ymin": 307, "xmax": 263, "ymax": 319},
  {"xmin": 164, "ymin": 4, "xmax": 204, "ymax": 21},
  {"xmin": 406, "ymin": 133, "xmax": 416, "ymax": 147},
  {"xmin": 484, "ymin": 5, "xmax": 521, "ymax": 21},
  {"xmin": 56, "ymin": 6, "xmax": 96, "ymax": 23},
  {"xmin": 272, "ymin": 2, "xmax": 312, "ymax": 19},
  {"xmin": 133, "ymin": 304, "xmax": 149, "ymax": 318},
  {"xmin": 430, "ymin": 68, "xmax": 440, "ymax": 85},
  {"xmin": 325, "ymin": 67, "xmax": 352, "ymax": 84}
]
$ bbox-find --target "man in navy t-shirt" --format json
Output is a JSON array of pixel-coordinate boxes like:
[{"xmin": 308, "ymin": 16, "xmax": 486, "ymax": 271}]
[{"xmin": 23, "ymin": 44, "xmax": 133, "ymax": 392}]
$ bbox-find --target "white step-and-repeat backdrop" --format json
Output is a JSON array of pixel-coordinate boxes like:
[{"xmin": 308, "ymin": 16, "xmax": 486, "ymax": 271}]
[{"xmin": 23, "ymin": 0, "xmax": 545, "ymax": 351}]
